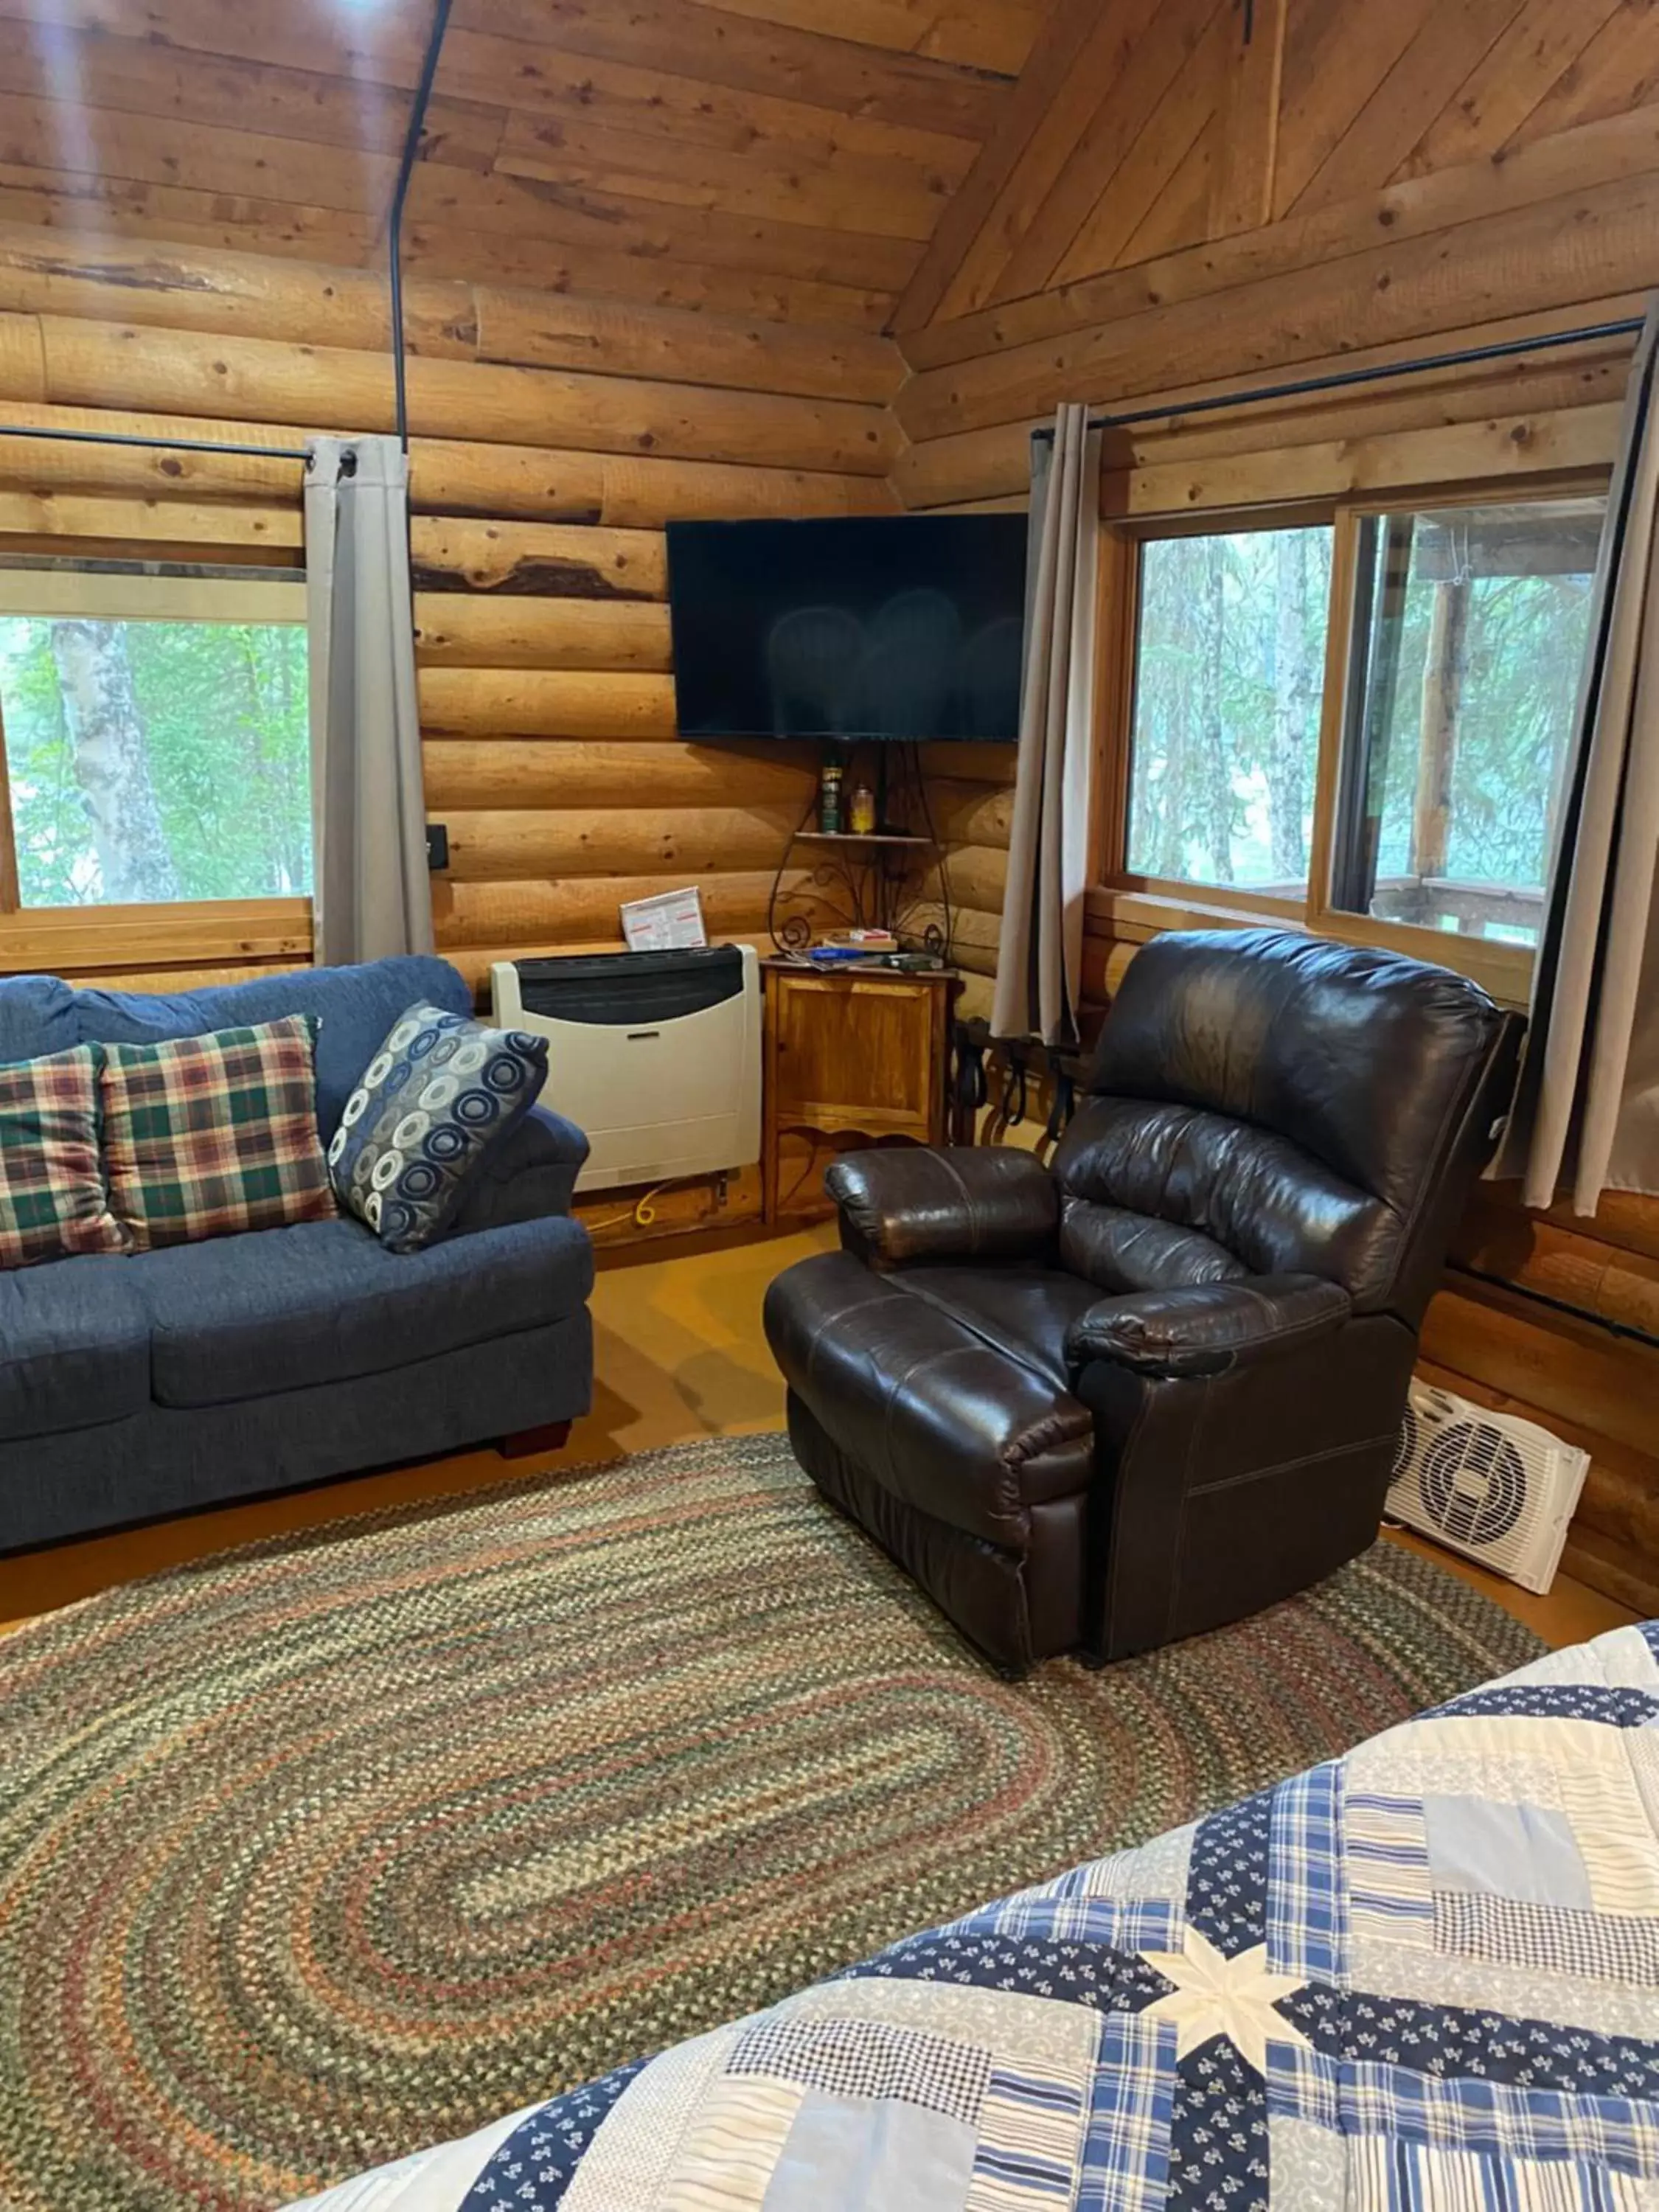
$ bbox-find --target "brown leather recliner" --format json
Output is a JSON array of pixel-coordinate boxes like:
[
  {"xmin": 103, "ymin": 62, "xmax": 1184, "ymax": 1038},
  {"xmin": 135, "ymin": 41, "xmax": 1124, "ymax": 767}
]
[{"xmin": 763, "ymin": 929, "xmax": 1523, "ymax": 1676}]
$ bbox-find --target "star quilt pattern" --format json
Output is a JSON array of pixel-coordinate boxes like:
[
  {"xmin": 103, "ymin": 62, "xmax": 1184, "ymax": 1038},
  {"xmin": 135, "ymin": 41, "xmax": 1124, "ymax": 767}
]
[{"xmin": 288, "ymin": 1623, "xmax": 1659, "ymax": 2211}]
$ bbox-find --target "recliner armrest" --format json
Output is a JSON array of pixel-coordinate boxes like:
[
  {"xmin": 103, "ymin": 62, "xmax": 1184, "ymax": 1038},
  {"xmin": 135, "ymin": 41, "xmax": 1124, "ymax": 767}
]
[
  {"xmin": 824, "ymin": 1147, "xmax": 1058, "ymax": 1269},
  {"xmin": 1065, "ymin": 1274, "xmax": 1352, "ymax": 1380},
  {"xmin": 445, "ymin": 1105, "xmax": 591, "ymax": 1237}
]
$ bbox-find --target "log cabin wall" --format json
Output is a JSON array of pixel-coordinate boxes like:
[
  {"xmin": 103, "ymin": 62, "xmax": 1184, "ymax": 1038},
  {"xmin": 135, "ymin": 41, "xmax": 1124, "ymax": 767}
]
[
  {"xmin": 0, "ymin": 224, "xmax": 904, "ymax": 1004},
  {"xmin": 0, "ymin": 0, "xmax": 1057, "ymax": 1009},
  {"xmin": 893, "ymin": 0, "xmax": 1659, "ymax": 1612}
]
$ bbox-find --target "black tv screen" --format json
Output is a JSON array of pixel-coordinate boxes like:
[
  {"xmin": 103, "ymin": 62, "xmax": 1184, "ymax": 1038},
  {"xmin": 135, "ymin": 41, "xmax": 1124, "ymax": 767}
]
[{"xmin": 666, "ymin": 515, "xmax": 1028, "ymax": 742}]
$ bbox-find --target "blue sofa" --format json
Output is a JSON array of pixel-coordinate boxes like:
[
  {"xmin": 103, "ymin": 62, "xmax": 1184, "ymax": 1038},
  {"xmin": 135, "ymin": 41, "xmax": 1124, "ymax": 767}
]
[{"xmin": 0, "ymin": 955, "xmax": 594, "ymax": 1554}]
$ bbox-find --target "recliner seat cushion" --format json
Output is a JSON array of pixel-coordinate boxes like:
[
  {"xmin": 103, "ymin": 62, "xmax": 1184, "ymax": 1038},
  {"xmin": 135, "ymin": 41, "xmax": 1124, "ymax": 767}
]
[
  {"xmin": 763, "ymin": 1251, "xmax": 1093, "ymax": 1550},
  {"xmin": 133, "ymin": 1213, "xmax": 595, "ymax": 1408},
  {"xmin": 0, "ymin": 1257, "xmax": 150, "ymax": 1439}
]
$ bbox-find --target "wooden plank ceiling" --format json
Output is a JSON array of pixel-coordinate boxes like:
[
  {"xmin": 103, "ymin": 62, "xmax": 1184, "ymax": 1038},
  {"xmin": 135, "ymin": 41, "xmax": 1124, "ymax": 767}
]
[
  {"xmin": 0, "ymin": 0, "xmax": 1046, "ymax": 332},
  {"xmin": 894, "ymin": 0, "xmax": 1659, "ymax": 333}
]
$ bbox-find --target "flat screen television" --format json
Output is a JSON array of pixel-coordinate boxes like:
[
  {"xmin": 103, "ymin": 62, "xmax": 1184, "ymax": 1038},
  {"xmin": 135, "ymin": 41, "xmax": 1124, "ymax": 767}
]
[{"xmin": 666, "ymin": 514, "xmax": 1027, "ymax": 742}]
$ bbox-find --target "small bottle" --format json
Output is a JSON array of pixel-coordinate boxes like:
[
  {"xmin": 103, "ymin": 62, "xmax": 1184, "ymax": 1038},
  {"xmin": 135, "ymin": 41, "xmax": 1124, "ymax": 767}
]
[
  {"xmin": 818, "ymin": 761, "xmax": 844, "ymax": 834},
  {"xmin": 849, "ymin": 781, "xmax": 877, "ymax": 836}
]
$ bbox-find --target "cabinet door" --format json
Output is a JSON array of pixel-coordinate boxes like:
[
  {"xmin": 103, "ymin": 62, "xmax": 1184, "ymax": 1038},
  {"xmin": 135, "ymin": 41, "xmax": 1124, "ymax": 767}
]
[{"xmin": 771, "ymin": 976, "xmax": 937, "ymax": 1133}]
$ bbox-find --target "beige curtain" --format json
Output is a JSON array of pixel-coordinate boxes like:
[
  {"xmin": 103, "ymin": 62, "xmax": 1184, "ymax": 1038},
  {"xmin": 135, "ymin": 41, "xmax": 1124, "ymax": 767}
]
[
  {"xmin": 304, "ymin": 435, "xmax": 434, "ymax": 967},
  {"xmin": 1498, "ymin": 302, "xmax": 1659, "ymax": 1212},
  {"xmin": 992, "ymin": 403, "xmax": 1103, "ymax": 1046}
]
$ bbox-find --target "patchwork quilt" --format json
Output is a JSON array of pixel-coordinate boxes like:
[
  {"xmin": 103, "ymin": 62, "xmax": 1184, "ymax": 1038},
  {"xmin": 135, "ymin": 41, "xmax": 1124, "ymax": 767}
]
[{"xmin": 289, "ymin": 1623, "xmax": 1659, "ymax": 2211}]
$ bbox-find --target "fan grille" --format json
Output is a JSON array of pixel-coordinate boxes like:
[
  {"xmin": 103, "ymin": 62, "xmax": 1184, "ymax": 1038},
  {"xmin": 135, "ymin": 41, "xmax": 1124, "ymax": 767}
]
[{"xmin": 1419, "ymin": 1421, "xmax": 1528, "ymax": 1548}]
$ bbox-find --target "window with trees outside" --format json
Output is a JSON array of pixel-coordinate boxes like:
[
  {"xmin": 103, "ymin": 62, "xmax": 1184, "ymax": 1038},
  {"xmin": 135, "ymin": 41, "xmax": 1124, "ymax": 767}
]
[
  {"xmin": 1116, "ymin": 486, "xmax": 1607, "ymax": 997},
  {"xmin": 0, "ymin": 562, "xmax": 310, "ymax": 911}
]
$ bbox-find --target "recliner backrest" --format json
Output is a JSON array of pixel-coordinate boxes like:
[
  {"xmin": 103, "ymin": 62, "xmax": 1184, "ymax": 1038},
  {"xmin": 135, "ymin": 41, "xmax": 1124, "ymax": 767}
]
[{"xmin": 1048, "ymin": 930, "xmax": 1517, "ymax": 1324}]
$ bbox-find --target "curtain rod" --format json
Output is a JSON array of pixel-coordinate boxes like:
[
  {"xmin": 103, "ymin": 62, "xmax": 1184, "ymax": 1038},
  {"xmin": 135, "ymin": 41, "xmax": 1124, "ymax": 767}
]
[
  {"xmin": 1034, "ymin": 316, "xmax": 1649, "ymax": 440},
  {"xmin": 0, "ymin": 424, "xmax": 313, "ymax": 460}
]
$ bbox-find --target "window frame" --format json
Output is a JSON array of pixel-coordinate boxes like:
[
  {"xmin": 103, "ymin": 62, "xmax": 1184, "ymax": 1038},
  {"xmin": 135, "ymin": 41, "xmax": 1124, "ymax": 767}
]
[
  {"xmin": 1097, "ymin": 472, "xmax": 1609, "ymax": 1006},
  {"xmin": 0, "ymin": 546, "xmax": 313, "ymax": 978}
]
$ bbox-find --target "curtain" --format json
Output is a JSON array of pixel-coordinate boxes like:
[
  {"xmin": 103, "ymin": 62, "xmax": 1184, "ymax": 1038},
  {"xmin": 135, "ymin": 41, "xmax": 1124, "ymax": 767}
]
[
  {"xmin": 1498, "ymin": 302, "xmax": 1659, "ymax": 1211},
  {"xmin": 304, "ymin": 435, "xmax": 434, "ymax": 967},
  {"xmin": 992, "ymin": 402, "xmax": 1103, "ymax": 1046}
]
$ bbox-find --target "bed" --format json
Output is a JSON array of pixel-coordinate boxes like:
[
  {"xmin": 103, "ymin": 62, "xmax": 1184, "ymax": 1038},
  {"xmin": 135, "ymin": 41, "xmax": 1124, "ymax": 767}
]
[{"xmin": 288, "ymin": 1622, "xmax": 1659, "ymax": 2210}]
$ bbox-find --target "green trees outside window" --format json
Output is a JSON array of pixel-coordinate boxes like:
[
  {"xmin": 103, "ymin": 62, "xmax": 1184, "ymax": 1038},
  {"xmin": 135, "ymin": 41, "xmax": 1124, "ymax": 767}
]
[
  {"xmin": 1122, "ymin": 491, "xmax": 1605, "ymax": 956},
  {"xmin": 0, "ymin": 606, "xmax": 310, "ymax": 908}
]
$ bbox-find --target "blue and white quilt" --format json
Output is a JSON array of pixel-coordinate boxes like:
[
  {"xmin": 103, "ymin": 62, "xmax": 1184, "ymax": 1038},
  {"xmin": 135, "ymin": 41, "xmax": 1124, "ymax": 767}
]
[{"xmin": 289, "ymin": 1623, "xmax": 1659, "ymax": 2211}]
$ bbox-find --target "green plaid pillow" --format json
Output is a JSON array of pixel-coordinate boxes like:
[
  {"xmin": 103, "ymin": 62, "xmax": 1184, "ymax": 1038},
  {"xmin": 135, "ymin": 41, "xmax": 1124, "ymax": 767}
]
[
  {"xmin": 100, "ymin": 1015, "xmax": 338, "ymax": 1251},
  {"xmin": 0, "ymin": 1042, "xmax": 128, "ymax": 1268}
]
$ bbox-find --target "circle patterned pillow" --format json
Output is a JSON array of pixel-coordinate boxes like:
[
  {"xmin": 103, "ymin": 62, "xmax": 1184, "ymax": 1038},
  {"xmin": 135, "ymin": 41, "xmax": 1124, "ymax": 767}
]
[{"xmin": 328, "ymin": 1003, "xmax": 549, "ymax": 1252}]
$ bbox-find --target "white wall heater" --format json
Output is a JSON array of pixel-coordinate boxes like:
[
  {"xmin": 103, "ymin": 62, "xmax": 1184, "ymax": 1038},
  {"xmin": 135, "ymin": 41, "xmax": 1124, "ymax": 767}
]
[{"xmin": 491, "ymin": 944, "xmax": 762, "ymax": 1194}]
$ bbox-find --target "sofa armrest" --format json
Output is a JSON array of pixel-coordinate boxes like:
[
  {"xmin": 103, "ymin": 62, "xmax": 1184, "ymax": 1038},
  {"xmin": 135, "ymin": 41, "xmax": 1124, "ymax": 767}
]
[
  {"xmin": 1065, "ymin": 1274, "xmax": 1352, "ymax": 1380},
  {"xmin": 824, "ymin": 1146, "xmax": 1058, "ymax": 1269},
  {"xmin": 446, "ymin": 1105, "xmax": 591, "ymax": 1237}
]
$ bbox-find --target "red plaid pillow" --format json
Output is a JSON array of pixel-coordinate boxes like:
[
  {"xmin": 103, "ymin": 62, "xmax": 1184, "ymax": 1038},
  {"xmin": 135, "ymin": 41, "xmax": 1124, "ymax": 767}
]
[
  {"xmin": 100, "ymin": 1015, "xmax": 338, "ymax": 1251},
  {"xmin": 0, "ymin": 1042, "xmax": 127, "ymax": 1268}
]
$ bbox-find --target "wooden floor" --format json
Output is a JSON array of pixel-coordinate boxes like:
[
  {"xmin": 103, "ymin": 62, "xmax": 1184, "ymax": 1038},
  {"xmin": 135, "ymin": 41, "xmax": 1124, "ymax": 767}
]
[{"xmin": 0, "ymin": 1222, "xmax": 1637, "ymax": 1650}]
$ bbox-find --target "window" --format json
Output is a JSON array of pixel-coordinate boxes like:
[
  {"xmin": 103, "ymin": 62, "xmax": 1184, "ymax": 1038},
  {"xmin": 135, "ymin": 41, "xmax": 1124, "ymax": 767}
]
[
  {"xmin": 0, "ymin": 563, "xmax": 310, "ymax": 910},
  {"xmin": 1110, "ymin": 484, "xmax": 1607, "ymax": 994},
  {"xmin": 1331, "ymin": 499, "xmax": 1601, "ymax": 947},
  {"xmin": 1127, "ymin": 523, "xmax": 1334, "ymax": 894}
]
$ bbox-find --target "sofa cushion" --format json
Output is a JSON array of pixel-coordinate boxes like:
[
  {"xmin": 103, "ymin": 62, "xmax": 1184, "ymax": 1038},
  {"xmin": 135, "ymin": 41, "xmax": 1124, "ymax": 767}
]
[
  {"xmin": 0, "ymin": 1043, "xmax": 128, "ymax": 1268},
  {"xmin": 100, "ymin": 1016, "xmax": 339, "ymax": 1251},
  {"xmin": 72, "ymin": 956, "xmax": 471, "ymax": 1142},
  {"xmin": 132, "ymin": 1213, "xmax": 594, "ymax": 1408},
  {"xmin": 329, "ymin": 1004, "xmax": 549, "ymax": 1252},
  {"xmin": 764, "ymin": 1250, "xmax": 1093, "ymax": 1551},
  {"xmin": 0, "ymin": 974, "xmax": 81, "ymax": 1067},
  {"xmin": 0, "ymin": 1256, "xmax": 150, "ymax": 1439}
]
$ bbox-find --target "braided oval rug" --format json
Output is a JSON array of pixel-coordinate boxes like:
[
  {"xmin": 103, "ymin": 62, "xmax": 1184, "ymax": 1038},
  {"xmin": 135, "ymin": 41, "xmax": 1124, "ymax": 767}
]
[{"xmin": 0, "ymin": 1431, "xmax": 1541, "ymax": 2212}]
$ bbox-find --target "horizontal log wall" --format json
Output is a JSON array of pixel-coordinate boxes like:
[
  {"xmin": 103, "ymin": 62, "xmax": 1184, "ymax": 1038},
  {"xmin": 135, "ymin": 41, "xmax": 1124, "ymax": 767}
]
[{"xmin": 0, "ymin": 228, "xmax": 899, "ymax": 1005}]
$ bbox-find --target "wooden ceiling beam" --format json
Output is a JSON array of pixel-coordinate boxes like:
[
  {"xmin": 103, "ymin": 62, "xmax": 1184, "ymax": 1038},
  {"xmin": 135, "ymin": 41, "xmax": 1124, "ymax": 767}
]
[
  {"xmin": 445, "ymin": 0, "xmax": 1010, "ymax": 141},
  {"xmin": 889, "ymin": 0, "xmax": 1113, "ymax": 332},
  {"xmin": 1499, "ymin": 0, "xmax": 1659, "ymax": 152},
  {"xmin": 1048, "ymin": 0, "xmax": 1231, "ymax": 289},
  {"xmin": 0, "ymin": 86, "xmax": 397, "ymax": 216},
  {"xmin": 0, "ymin": 24, "xmax": 501, "ymax": 167},
  {"xmin": 897, "ymin": 167, "xmax": 1659, "ymax": 442},
  {"xmin": 1284, "ymin": 0, "xmax": 1522, "ymax": 218},
  {"xmin": 431, "ymin": 29, "xmax": 981, "ymax": 170},
  {"xmin": 677, "ymin": 0, "xmax": 1042, "ymax": 79},
  {"xmin": 1271, "ymin": 0, "xmax": 1441, "ymax": 218},
  {"xmin": 1395, "ymin": 0, "xmax": 1624, "ymax": 181},
  {"xmin": 0, "ymin": 0, "xmax": 428, "ymax": 90},
  {"xmin": 0, "ymin": 165, "xmax": 380, "ymax": 267},
  {"xmin": 899, "ymin": 97, "xmax": 1659, "ymax": 375},
  {"xmin": 970, "ymin": 0, "xmax": 1211, "ymax": 313},
  {"xmin": 405, "ymin": 161, "xmax": 920, "ymax": 294},
  {"xmin": 492, "ymin": 110, "xmax": 953, "ymax": 244},
  {"xmin": 401, "ymin": 222, "xmax": 896, "ymax": 331}
]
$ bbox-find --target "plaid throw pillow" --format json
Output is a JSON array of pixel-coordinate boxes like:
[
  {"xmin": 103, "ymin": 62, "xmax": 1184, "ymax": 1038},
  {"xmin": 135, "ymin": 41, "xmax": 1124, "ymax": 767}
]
[
  {"xmin": 329, "ymin": 1002, "xmax": 547, "ymax": 1253},
  {"xmin": 100, "ymin": 1015, "xmax": 338, "ymax": 1251},
  {"xmin": 0, "ymin": 1042, "xmax": 127, "ymax": 1268}
]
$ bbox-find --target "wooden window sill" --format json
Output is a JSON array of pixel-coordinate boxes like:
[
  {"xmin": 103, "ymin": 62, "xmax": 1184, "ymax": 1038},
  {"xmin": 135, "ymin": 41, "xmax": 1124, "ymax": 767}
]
[{"xmin": 1086, "ymin": 886, "xmax": 1532, "ymax": 1011}]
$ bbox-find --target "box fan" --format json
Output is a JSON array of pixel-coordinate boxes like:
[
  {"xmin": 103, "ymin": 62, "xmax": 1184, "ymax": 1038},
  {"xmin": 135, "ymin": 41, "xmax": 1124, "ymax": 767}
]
[{"xmin": 1385, "ymin": 1382, "xmax": 1590, "ymax": 1595}]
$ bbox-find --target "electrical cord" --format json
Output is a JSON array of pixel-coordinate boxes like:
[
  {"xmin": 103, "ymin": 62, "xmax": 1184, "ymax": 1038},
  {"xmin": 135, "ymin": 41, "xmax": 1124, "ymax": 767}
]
[{"xmin": 582, "ymin": 1180, "xmax": 675, "ymax": 1234}]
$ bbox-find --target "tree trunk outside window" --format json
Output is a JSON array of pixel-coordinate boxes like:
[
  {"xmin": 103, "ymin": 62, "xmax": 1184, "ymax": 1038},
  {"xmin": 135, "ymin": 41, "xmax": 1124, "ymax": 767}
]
[{"xmin": 49, "ymin": 618, "xmax": 181, "ymax": 903}]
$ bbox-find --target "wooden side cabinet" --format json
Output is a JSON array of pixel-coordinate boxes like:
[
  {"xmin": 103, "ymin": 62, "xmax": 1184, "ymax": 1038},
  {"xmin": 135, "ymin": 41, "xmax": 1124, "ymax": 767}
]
[{"xmin": 762, "ymin": 960, "xmax": 956, "ymax": 1224}]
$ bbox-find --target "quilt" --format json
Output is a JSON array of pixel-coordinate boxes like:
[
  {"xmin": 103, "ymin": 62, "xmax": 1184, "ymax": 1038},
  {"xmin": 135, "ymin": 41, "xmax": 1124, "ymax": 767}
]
[{"xmin": 288, "ymin": 1621, "xmax": 1659, "ymax": 2211}]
